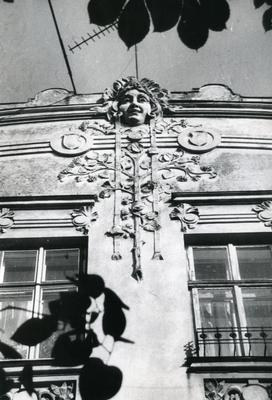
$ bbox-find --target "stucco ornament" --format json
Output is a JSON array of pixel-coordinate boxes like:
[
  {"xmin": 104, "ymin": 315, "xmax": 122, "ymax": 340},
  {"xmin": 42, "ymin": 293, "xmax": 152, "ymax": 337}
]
[
  {"xmin": 169, "ymin": 204, "xmax": 200, "ymax": 232},
  {"xmin": 71, "ymin": 206, "xmax": 98, "ymax": 234},
  {"xmin": 204, "ymin": 380, "xmax": 272, "ymax": 400},
  {"xmin": 59, "ymin": 77, "xmax": 216, "ymax": 280},
  {"xmin": 0, "ymin": 208, "xmax": 14, "ymax": 233},
  {"xmin": 253, "ymin": 201, "xmax": 272, "ymax": 228},
  {"xmin": 98, "ymin": 76, "xmax": 169, "ymax": 124},
  {"xmin": 177, "ymin": 128, "xmax": 221, "ymax": 153}
]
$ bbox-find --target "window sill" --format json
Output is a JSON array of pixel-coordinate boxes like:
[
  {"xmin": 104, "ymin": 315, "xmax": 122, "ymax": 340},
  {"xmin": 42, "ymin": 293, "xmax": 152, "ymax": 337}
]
[
  {"xmin": 0, "ymin": 358, "xmax": 81, "ymax": 376},
  {"xmin": 186, "ymin": 356, "xmax": 272, "ymax": 373}
]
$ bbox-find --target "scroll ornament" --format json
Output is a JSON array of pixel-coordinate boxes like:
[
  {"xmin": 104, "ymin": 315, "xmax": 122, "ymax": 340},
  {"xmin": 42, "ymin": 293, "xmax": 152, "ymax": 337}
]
[
  {"xmin": 253, "ymin": 201, "xmax": 272, "ymax": 228},
  {"xmin": 71, "ymin": 206, "xmax": 98, "ymax": 234},
  {"xmin": 0, "ymin": 208, "xmax": 14, "ymax": 233},
  {"xmin": 169, "ymin": 204, "xmax": 200, "ymax": 232}
]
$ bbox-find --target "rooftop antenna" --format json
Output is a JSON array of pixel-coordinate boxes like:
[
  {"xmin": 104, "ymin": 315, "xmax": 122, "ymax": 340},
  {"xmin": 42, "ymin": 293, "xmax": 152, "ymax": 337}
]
[
  {"xmin": 68, "ymin": 22, "xmax": 118, "ymax": 53},
  {"xmin": 48, "ymin": 0, "xmax": 77, "ymax": 94}
]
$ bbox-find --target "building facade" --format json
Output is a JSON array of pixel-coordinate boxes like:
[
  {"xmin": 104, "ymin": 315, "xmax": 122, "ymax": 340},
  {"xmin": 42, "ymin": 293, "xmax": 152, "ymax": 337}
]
[{"xmin": 0, "ymin": 77, "xmax": 272, "ymax": 400}]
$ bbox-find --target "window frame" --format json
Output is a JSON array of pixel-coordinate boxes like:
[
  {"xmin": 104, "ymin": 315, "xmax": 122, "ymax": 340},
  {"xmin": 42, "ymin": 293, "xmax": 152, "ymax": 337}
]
[
  {"xmin": 187, "ymin": 241, "xmax": 272, "ymax": 357},
  {"xmin": 0, "ymin": 237, "xmax": 87, "ymax": 360}
]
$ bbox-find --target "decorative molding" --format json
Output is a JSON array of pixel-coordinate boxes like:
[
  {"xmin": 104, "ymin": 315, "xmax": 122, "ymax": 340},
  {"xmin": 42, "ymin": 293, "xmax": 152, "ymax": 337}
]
[
  {"xmin": 253, "ymin": 201, "xmax": 272, "ymax": 228},
  {"xmin": 172, "ymin": 190, "xmax": 272, "ymax": 205},
  {"xmin": 0, "ymin": 208, "xmax": 14, "ymax": 233},
  {"xmin": 204, "ymin": 379, "xmax": 272, "ymax": 400},
  {"xmin": 169, "ymin": 204, "xmax": 199, "ymax": 232},
  {"xmin": 59, "ymin": 122, "xmax": 215, "ymax": 280},
  {"xmin": 71, "ymin": 206, "xmax": 98, "ymax": 234},
  {"xmin": 6, "ymin": 381, "xmax": 76, "ymax": 400},
  {"xmin": 177, "ymin": 128, "xmax": 221, "ymax": 153},
  {"xmin": 50, "ymin": 132, "xmax": 93, "ymax": 156}
]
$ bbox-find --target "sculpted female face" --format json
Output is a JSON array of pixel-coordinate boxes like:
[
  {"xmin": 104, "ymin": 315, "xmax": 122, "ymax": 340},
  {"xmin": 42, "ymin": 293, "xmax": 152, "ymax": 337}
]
[{"xmin": 118, "ymin": 89, "xmax": 152, "ymax": 126}]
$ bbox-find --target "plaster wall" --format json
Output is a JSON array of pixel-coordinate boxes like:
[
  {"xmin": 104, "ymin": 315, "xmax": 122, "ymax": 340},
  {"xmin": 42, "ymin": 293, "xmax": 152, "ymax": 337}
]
[{"xmin": 1, "ymin": 98, "xmax": 272, "ymax": 399}]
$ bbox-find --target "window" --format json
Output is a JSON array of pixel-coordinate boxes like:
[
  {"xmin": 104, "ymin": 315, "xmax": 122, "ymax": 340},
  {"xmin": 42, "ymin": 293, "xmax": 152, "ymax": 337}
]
[
  {"xmin": 0, "ymin": 239, "xmax": 85, "ymax": 359},
  {"xmin": 188, "ymin": 244, "xmax": 272, "ymax": 357}
]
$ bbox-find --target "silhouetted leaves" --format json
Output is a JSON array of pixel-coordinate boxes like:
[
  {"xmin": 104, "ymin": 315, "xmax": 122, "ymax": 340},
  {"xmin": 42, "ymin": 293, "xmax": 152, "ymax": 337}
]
[
  {"xmin": 146, "ymin": 0, "xmax": 181, "ymax": 32},
  {"xmin": 102, "ymin": 288, "xmax": 132, "ymax": 342},
  {"xmin": 52, "ymin": 332, "xmax": 95, "ymax": 366},
  {"xmin": 178, "ymin": 0, "xmax": 209, "ymax": 50},
  {"xmin": 19, "ymin": 366, "xmax": 34, "ymax": 396},
  {"xmin": 11, "ymin": 316, "xmax": 57, "ymax": 346},
  {"xmin": 49, "ymin": 292, "xmax": 90, "ymax": 330},
  {"xmin": 201, "ymin": 0, "xmax": 230, "ymax": 31},
  {"xmin": 88, "ymin": 0, "xmax": 125, "ymax": 25},
  {"xmin": 118, "ymin": 0, "xmax": 150, "ymax": 48},
  {"xmin": 254, "ymin": 0, "xmax": 266, "ymax": 7},
  {"xmin": 79, "ymin": 358, "xmax": 122, "ymax": 400},
  {"xmin": 0, "ymin": 341, "xmax": 22, "ymax": 359},
  {"xmin": 68, "ymin": 274, "xmax": 105, "ymax": 298},
  {"xmin": 263, "ymin": 6, "xmax": 272, "ymax": 30},
  {"xmin": 0, "ymin": 369, "xmax": 13, "ymax": 396},
  {"xmin": 1, "ymin": 275, "xmax": 131, "ymax": 400}
]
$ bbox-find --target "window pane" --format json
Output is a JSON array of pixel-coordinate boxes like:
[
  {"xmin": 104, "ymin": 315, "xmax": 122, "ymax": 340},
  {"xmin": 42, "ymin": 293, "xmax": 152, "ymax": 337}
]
[
  {"xmin": 237, "ymin": 246, "xmax": 272, "ymax": 279},
  {"xmin": 1, "ymin": 250, "xmax": 37, "ymax": 282},
  {"xmin": 44, "ymin": 249, "xmax": 79, "ymax": 281},
  {"xmin": 242, "ymin": 288, "xmax": 272, "ymax": 356},
  {"xmin": 199, "ymin": 288, "xmax": 236, "ymax": 328},
  {"xmin": 198, "ymin": 289, "xmax": 237, "ymax": 356},
  {"xmin": 193, "ymin": 248, "xmax": 230, "ymax": 280},
  {"xmin": 39, "ymin": 289, "xmax": 74, "ymax": 358},
  {"xmin": 242, "ymin": 288, "xmax": 272, "ymax": 327},
  {"xmin": 0, "ymin": 290, "xmax": 33, "ymax": 359}
]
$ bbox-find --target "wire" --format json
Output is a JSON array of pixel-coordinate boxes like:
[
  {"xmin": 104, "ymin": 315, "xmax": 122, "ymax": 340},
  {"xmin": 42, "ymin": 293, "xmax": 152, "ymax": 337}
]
[
  {"xmin": 48, "ymin": 0, "xmax": 77, "ymax": 94},
  {"xmin": 135, "ymin": 44, "xmax": 139, "ymax": 79}
]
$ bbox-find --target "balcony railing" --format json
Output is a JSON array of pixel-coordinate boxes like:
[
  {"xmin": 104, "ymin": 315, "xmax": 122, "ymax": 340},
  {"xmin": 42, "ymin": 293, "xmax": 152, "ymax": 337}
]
[{"xmin": 193, "ymin": 326, "xmax": 272, "ymax": 358}]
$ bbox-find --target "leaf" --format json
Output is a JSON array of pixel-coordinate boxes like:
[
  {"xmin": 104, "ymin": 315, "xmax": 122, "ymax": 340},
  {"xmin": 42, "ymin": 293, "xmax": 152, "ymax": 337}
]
[
  {"xmin": 146, "ymin": 0, "xmax": 181, "ymax": 32},
  {"xmin": 79, "ymin": 358, "xmax": 123, "ymax": 400},
  {"xmin": 19, "ymin": 366, "xmax": 34, "ymax": 395},
  {"xmin": 118, "ymin": 0, "xmax": 150, "ymax": 48},
  {"xmin": 178, "ymin": 0, "xmax": 209, "ymax": 49},
  {"xmin": 254, "ymin": 0, "xmax": 265, "ymax": 7},
  {"xmin": 201, "ymin": 0, "xmax": 230, "ymax": 31},
  {"xmin": 0, "ymin": 369, "xmax": 12, "ymax": 396},
  {"xmin": 263, "ymin": 6, "xmax": 272, "ymax": 31},
  {"xmin": 67, "ymin": 274, "xmax": 105, "ymax": 298},
  {"xmin": 0, "ymin": 341, "xmax": 22, "ymax": 359},
  {"xmin": 49, "ymin": 292, "xmax": 90, "ymax": 329},
  {"xmin": 52, "ymin": 334, "xmax": 93, "ymax": 366},
  {"xmin": 88, "ymin": 0, "xmax": 125, "ymax": 25},
  {"xmin": 11, "ymin": 317, "xmax": 57, "ymax": 346}
]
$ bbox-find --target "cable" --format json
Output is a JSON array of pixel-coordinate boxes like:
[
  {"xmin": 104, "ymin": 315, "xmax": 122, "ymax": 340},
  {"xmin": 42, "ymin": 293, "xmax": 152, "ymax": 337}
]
[{"xmin": 48, "ymin": 0, "xmax": 77, "ymax": 94}]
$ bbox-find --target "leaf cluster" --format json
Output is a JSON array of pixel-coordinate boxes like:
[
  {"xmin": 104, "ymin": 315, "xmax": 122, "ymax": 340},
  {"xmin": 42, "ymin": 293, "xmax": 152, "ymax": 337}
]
[
  {"xmin": 88, "ymin": 0, "xmax": 272, "ymax": 49},
  {"xmin": 0, "ymin": 274, "xmax": 133, "ymax": 400}
]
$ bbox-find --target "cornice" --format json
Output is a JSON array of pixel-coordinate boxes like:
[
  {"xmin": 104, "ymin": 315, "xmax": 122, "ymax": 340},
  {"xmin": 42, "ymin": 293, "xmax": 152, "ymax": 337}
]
[
  {"xmin": 1, "ymin": 101, "xmax": 272, "ymax": 127},
  {"xmin": 171, "ymin": 190, "xmax": 272, "ymax": 205}
]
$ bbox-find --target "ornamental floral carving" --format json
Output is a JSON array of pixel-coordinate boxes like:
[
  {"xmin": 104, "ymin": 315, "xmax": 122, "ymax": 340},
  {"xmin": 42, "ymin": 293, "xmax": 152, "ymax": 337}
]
[
  {"xmin": 169, "ymin": 204, "xmax": 200, "ymax": 232},
  {"xmin": 0, "ymin": 208, "xmax": 14, "ymax": 233},
  {"xmin": 253, "ymin": 201, "xmax": 272, "ymax": 228},
  {"xmin": 50, "ymin": 382, "xmax": 74, "ymax": 400},
  {"xmin": 204, "ymin": 379, "xmax": 272, "ymax": 400},
  {"xmin": 59, "ymin": 77, "xmax": 217, "ymax": 280},
  {"xmin": 71, "ymin": 206, "xmax": 98, "ymax": 234}
]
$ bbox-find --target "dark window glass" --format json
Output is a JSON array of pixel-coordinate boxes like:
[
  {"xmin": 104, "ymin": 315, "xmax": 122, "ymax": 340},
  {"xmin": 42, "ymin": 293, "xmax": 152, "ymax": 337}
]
[
  {"xmin": 1, "ymin": 250, "xmax": 37, "ymax": 282},
  {"xmin": 242, "ymin": 287, "xmax": 272, "ymax": 327},
  {"xmin": 193, "ymin": 248, "xmax": 230, "ymax": 280},
  {"xmin": 237, "ymin": 246, "xmax": 272, "ymax": 279},
  {"xmin": 44, "ymin": 249, "xmax": 79, "ymax": 281}
]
